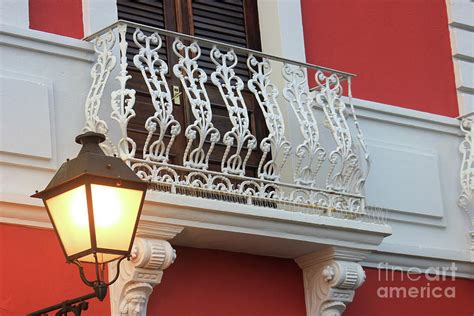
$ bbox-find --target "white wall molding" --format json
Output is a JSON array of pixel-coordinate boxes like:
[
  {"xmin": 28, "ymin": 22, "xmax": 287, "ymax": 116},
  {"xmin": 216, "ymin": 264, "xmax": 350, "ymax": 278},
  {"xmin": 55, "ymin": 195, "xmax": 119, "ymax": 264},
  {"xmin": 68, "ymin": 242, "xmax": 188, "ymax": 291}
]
[
  {"xmin": 296, "ymin": 247, "xmax": 368, "ymax": 316},
  {"xmin": 365, "ymin": 138, "xmax": 446, "ymax": 227},
  {"xmin": 82, "ymin": 0, "xmax": 118, "ymax": 37},
  {"xmin": 0, "ymin": 0, "xmax": 28, "ymax": 29},
  {"xmin": 0, "ymin": 24, "xmax": 94, "ymax": 62},
  {"xmin": 349, "ymin": 97, "xmax": 462, "ymax": 136},
  {"xmin": 364, "ymin": 242, "xmax": 474, "ymax": 279},
  {"xmin": 0, "ymin": 70, "xmax": 57, "ymax": 170},
  {"xmin": 447, "ymin": 0, "xmax": 474, "ymax": 114},
  {"xmin": 109, "ymin": 221, "xmax": 183, "ymax": 316}
]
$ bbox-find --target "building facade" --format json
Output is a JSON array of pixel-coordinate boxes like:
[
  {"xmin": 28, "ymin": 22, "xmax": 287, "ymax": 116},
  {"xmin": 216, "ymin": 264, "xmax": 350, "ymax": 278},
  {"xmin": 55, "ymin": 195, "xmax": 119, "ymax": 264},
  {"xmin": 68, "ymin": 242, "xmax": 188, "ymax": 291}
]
[{"xmin": 0, "ymin": 0, "xmax": 473, "ymax": 315}]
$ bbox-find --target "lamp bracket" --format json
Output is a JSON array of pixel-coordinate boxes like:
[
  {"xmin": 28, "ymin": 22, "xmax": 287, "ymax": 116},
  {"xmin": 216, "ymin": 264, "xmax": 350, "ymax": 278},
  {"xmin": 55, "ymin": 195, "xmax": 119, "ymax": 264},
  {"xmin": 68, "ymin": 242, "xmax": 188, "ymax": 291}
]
[
  {"xmin": 27, "ymin": 291, "xmax": 96, "ymax": 316},
  {"xmin": 28, "ymin": 257, "xmax": 127, "ymax": 315}
]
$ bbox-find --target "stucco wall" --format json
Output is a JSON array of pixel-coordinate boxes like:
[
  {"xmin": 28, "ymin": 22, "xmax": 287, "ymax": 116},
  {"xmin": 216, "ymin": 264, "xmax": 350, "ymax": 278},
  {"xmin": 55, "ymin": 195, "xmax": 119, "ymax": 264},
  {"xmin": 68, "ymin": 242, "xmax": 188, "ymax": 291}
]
[{"xmin": 300, "ymin": 0, "xmax": 459, "ymax": 117}]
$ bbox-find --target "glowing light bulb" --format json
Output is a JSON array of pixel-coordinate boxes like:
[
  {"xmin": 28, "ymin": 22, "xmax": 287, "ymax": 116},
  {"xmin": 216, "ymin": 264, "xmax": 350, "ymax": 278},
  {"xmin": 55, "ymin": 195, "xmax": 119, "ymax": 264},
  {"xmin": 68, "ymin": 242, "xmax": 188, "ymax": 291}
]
[{"xmin": 91, "ymin": 185, "xmax": 121, "ymax": 228}]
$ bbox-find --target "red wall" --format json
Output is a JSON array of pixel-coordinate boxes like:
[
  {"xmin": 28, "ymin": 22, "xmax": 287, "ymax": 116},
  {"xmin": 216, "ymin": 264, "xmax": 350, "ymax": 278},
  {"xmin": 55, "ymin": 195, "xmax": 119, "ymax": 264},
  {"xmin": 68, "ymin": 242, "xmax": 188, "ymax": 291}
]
[
  {"xmin": 345, "ymin": 268, "xmax": 474, "ymax": 316},
  {"xmin": 29, "ymin": 0, "xmax": 84, "ymax": 39},
  {"xmin": 0, "ymin": 223, "xmax": 110, "ymax": 316},
  {"xmin": 301, "ymin": 0, "xmax": 458, "ymax": 117},
  {"xmin": 148, "ymin": 246, "xmax": 307, "ymax": 316},
  {"xmin": 2, "ymin": 223, "xmax": 474, "ymax": 315}
]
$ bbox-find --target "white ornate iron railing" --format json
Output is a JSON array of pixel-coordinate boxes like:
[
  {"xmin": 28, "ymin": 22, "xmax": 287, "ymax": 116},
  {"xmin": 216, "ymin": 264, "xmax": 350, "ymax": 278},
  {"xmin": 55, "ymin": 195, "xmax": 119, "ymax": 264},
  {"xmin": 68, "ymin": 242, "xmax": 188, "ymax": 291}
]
[
  {"xmin": 458, "ymin": 113, "xmax": 473, "ymax": 250},
  {"xmin": 82, "ymin": 21, "xmax": 378, "ymax": 222}
]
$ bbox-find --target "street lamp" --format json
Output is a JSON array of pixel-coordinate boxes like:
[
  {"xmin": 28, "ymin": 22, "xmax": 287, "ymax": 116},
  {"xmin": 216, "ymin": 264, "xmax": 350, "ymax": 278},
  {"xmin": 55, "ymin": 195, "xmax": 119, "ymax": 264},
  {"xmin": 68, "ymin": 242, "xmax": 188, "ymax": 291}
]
[{"xmin": 29, "ymin": 132, "xmax": 147, "ymax": 316}]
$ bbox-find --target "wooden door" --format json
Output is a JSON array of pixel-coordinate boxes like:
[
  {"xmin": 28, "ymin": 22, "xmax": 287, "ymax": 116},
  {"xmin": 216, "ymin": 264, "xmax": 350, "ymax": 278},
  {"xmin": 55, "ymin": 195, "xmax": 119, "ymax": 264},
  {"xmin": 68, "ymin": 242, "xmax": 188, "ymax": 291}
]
[{"xmin": 117, "ymin": 0, "xmax": 264, "ymax": 177}]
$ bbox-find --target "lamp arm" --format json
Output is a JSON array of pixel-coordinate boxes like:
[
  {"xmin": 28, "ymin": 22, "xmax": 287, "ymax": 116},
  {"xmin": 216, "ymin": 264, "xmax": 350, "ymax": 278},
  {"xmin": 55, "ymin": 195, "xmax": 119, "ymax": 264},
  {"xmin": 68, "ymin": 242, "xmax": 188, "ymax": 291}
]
[
  {"xmin": 29, "ymin": 257, "xmax": 128, "ymax": 315},
  {"xmin": 72, "ymin": 261, "xmax": 95, "ymax": 288},
  {"xmin": 27, "ymin": 291, "xmax": 97, "ymax": 316},
  {"xmin": 105, "ymin": 256, "xmax": 127, "ymax": 286}
]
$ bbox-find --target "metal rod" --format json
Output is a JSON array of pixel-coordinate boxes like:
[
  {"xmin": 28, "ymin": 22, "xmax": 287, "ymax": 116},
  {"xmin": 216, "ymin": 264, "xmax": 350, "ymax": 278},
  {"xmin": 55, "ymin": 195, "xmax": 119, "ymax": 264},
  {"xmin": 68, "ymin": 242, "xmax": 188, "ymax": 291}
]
[
  {"xmin": 83, "ymin": 20, "xmax": 357, "ymax": 78},
  {"xmin": 27, "ymin": 292, "xmax": 97, "ymax": 316}
]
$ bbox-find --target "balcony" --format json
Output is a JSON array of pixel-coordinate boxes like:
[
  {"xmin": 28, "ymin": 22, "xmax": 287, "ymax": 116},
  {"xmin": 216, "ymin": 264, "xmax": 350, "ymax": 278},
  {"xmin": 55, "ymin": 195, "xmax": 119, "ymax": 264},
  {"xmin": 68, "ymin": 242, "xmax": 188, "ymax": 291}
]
[{"xmin": 82, "ymin": 20, "xmax": 381, "ymax": 225}]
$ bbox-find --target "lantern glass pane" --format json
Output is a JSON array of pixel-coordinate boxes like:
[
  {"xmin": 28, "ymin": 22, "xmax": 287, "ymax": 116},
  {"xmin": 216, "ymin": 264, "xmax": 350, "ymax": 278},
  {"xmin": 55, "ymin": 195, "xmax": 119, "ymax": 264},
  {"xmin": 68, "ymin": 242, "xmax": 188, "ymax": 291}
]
[
  {"xmin": 45, "ymin": 185, "xmax": 91, "ymax": 258},
  {"xmin": 91, "ymin": 184, "xmax": 143, "ymax": 253}
]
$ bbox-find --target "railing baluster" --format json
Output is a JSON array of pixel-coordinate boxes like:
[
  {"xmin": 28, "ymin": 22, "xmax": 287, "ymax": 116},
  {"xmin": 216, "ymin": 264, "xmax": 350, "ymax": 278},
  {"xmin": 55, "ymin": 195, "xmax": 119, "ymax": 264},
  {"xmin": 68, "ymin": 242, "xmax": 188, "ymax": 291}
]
[
  {"xmin": 133, "ymin": 28, "xmax": 181, "ymax": 164},
  {"xmin": 82, "ymin": 28, "xmax": 117, "ymax": 155},
  {"xmin": 347, "ymin": 77, "xmax": 371, "ymax": 194},
  {"xmin": 172, "ymin": 38, "xmax": 220, "ymax": 170},
  {"xmin": 282, "ymin": 64, "xmax": 326, "ymax": 187},
  {"xmin": 313, "ymin": 71, "xmax": 363, "ymax": 194},
  {"xmin": 210, "ymin": 47, "xmax": 257, "ymax": 176},
  {"xmin": 247, "ymin": 55, "xmax": 291, "ymax": 182},
  {"xmin": 110, "ymin": 24, "xmax": 137, "ymax": 161}
]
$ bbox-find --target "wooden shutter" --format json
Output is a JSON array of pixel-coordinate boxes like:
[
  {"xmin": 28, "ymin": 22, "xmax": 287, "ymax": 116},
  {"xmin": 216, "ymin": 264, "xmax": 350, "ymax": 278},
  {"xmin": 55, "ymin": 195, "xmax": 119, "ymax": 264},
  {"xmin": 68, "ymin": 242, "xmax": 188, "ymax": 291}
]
[
  {"xmin": 187, "ymin": 0, "xmax": 264, "ymax": 175},
  {"xmin": 117, "ymin": 0, "xmax": 168, "ymax": 65},
  {"xmin": 117, "ymin": 0, "xmax": 264, "ymax": 176},
  {"xmin": 191, "ymin": 0, "xmax": 261, "ymax": 80}
]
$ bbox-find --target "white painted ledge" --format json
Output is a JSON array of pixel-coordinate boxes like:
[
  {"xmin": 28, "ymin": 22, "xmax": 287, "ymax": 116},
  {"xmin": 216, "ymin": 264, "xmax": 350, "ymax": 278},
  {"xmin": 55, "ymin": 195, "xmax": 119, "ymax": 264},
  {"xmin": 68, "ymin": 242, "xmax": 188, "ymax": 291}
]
[
  {"xmin": 0, "ymin": 24, "xmax": 94, "ymax": 62},
  {"xmin": 348, "ymin": 97, "xmax": 461, "ymax": 136}
]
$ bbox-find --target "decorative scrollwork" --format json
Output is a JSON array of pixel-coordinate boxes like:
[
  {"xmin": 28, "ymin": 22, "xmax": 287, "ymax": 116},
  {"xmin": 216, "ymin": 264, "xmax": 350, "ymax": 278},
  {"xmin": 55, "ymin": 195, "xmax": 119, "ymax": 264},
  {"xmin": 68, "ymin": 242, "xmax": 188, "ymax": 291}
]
[
  {"xmin": 131, "ymin": 162, "xmax": 180, "ymax": 185},
  {"xmin": 314, "ymin": 71, "xmax": 363, "ymax": 194},
  {"xmin": 237, "ymin": 180, "xmax": 282, "ymax": 200},
  {"xmin": 247, "ymin": 55, "xmax": 291, "ymax": 181},
  {"xmin": 210, "ymin": 47, "xmax": 257, "ymax": 176},
  {"xmin": 110, "ymin": 24, "xmax": 137, "ymax": 161},
  {"xmin": 133, "ymin": 29, "xmax": 181, "ymax": 163},
  {"xmin": 458, "ymin": 117, "xmax": 474, "ymax": 237},
  {"xmin": 282, "ymin": 64, "xmax": 326, "ymax": 186},
  {"xmin": 83, "ymin": 29, "xmax": 117, "ymax": 155},
  {"xmin": 347, "ymin": 77, "xmax": 371, "ymax": 194},
  {"xmin": 172, "ymin": 38, "xmax": 220, "ymax": 170},
  {"xmin": 185, "ymin": 172, "xmax": 234, "ymax": 193}
]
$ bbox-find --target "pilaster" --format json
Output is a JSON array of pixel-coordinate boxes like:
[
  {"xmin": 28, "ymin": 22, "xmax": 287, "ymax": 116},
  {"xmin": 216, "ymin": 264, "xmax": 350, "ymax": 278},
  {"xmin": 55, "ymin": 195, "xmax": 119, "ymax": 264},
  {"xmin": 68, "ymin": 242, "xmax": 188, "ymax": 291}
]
[
  {"xmin": 109, "ymin": 221, "xmax": 183, "ymax": 316},
  {"xmin": 296, "ymin": 247, "xmax": 369, "ymax": 316}
]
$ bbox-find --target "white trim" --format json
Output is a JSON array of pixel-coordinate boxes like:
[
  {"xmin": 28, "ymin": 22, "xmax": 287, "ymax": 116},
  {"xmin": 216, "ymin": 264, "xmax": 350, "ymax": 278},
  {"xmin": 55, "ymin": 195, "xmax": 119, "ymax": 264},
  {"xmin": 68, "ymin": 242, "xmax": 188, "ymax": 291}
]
[
  {"xmin": 364, "ymin": 248, "xmax": 474, "ymax": 279},
  {"xmin": 349, "ymin": 97, "xmax": 462, "ymax": 136},
  {"xmin": 447, "ymin": 0, "xmax": 474, "ymax": 114},
  {"xmin": 82, "ymin": 0, "xmax": 118, "ymax": 37},
  {"xmin": 257, "ymin": 0, "xmax": 306, "ymax": 63},
  {"xmin": 0, "ymin": 24, "xmax": 94, "ymax": 62},
  {"xmin": 0, "ymin": 69, "xmax": 59, "ymax": 170},
  {"xmin": 0, "ymin": 0, "xmax": 28, "ymax": 29}
]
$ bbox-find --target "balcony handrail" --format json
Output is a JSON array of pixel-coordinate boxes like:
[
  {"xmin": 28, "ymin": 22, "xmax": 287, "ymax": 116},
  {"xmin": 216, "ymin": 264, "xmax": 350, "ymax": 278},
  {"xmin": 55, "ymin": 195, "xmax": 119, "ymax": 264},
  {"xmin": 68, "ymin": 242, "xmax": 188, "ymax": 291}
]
[{"xmin": 83, "ymin": 19, "xmax": 356, "ymax": 79}]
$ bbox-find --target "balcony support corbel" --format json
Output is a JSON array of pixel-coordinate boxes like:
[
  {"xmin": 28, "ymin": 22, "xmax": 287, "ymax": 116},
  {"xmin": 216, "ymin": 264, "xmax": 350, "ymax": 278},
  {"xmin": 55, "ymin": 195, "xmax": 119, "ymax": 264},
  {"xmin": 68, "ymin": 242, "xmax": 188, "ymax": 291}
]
[
  {"xmin": 109, "ymin": 221, "xmax": 183, "ymax": 316},
  {"xmin": 296, "ymin": 247, "xmax": 368, "ymax": 316}
]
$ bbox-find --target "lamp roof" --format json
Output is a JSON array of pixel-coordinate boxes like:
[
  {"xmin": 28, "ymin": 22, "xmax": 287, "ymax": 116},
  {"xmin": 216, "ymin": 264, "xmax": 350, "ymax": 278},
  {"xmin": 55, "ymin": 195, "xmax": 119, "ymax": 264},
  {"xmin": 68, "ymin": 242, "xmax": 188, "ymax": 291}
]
[{"xmin": 33, "ymin": 132, "xmax": 146, "ymax": 198}]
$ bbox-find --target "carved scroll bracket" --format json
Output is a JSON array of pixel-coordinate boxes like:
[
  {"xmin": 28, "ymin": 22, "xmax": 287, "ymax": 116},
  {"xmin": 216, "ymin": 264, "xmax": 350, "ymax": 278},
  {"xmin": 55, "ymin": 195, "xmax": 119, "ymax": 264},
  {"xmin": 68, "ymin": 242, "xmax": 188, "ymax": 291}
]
[
  {"xmin": 109, "ymin": 222, "xmax": 184, "ymax": 316},
  {"xmin": 296, "ymin": 247, "xmax": 368, "ymax": 316}
]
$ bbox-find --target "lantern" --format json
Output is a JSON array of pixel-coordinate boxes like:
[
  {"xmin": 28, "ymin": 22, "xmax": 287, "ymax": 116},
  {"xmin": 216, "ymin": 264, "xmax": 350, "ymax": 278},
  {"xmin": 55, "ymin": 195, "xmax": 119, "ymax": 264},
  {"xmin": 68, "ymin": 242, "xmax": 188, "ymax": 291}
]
[{"xmin": 32, "ymin": 132, "xmax": 147, "ymax": 264}]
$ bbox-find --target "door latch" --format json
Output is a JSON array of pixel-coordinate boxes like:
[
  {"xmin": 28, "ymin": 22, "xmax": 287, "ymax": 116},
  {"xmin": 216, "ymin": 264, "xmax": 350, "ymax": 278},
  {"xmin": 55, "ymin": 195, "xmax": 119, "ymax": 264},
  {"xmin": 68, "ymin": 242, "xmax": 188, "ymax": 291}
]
[{"xmin": 172, "ymin": 85, "xmax": 182, "ymax": 105}]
